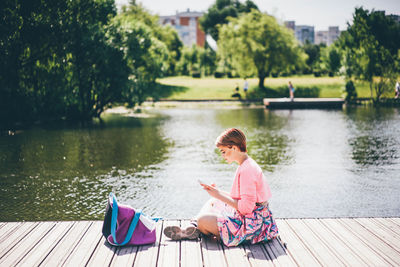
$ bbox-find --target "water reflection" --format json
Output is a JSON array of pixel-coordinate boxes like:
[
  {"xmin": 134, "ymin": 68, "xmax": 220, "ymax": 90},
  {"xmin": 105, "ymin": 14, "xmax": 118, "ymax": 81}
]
[
  {"xmin": 346, "ymin": 107, "xmax": 400, "ymax": 167},
  {"xmin": 0, "ymin": 106, "xmax": 399, "ymax": 221},
  {"xmin": 214, "ymin": 109, "xmax": 293, "ymax": 172},
  {"xmin": 0, "ymin": 113, "xmax": 171, "ymax": 221}
]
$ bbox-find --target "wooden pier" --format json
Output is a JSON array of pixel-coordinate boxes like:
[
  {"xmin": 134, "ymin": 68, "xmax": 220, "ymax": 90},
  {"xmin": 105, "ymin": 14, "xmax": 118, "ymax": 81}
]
[
  {"xmin": 264, "ymin": 98, "xmax": 345, "ymax": 109},
  {"xmin": 1, "ymin": 217, "xmax": 400, "ymax": 266}
]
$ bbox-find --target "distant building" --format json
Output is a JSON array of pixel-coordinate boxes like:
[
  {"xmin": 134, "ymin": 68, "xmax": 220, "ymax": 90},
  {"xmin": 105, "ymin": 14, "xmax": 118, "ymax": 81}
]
[
  {"xmin": 159, "ymin": 9, "xmax": 205, "ymax": 47},
  {"xmin": 284, "ymin": 21, "xmax": 295, "ymax": 31},
  {"xmin": 314, "ymin": 31, "xmax": 328, "ymax": 45},
  {"xmin": 284, "ymin": 21, "xmax": 314, "ymax": 44},
  {"xmin": 295, "ymin": 25, "xmax": 315, "ymax": 44},
  {"xmin": 315, "ymin": 26, "xmax": 340, "ymax": 46}
]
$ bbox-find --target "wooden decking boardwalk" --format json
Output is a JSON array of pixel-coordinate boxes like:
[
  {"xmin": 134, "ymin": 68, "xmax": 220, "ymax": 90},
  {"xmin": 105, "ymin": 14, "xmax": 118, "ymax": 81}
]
[
  {"xmin": 263, "ymin": 98, "xmax": 345, "ymax": 109},
  {"xmin": 1, "ymin": 218, "xmax": 400, "ymax": 266}
]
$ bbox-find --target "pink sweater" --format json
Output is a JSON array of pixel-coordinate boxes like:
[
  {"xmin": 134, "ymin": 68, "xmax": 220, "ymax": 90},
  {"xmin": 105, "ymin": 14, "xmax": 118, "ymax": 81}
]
[{"xmin": 230, "ymin": 157, "xmax": 272, "ymax": 215}]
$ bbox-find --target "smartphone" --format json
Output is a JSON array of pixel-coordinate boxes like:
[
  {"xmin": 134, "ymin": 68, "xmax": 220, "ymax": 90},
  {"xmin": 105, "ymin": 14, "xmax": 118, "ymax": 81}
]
[{"xmin": 198, "ymin": 179, "xmax": 212, "ymax": 188}]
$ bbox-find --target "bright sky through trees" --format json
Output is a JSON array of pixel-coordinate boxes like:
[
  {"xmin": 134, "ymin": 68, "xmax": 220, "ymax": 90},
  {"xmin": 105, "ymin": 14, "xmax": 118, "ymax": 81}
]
[{"xmin": 116, "ymin": 0, "xmax": 400, "ymax": 31}]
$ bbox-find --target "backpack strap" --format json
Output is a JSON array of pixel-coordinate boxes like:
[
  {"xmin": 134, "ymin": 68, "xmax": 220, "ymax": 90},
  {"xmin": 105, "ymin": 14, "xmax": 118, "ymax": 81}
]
[{"xmin": 110, "ymin": 193, "xmax": 142, "ymax": 246}]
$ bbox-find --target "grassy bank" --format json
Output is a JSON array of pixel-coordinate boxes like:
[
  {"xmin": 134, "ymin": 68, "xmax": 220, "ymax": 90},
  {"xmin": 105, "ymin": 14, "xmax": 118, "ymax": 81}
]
[{"xmin": 157, "ymin": 75, "xmax": 373, "ymax": 100}]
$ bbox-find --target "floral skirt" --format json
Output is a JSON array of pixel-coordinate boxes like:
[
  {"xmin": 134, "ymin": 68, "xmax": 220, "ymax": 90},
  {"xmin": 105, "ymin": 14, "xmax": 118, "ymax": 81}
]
[{"xmin": 214, "ymin": 200, "xmax": 279, "ymax": 247}]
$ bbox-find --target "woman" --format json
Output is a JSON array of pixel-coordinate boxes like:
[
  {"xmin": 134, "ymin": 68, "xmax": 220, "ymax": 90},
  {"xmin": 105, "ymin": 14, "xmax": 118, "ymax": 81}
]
[{"xmin": 164, "ymin": 128, "xmax": 279, "ymax": 247}]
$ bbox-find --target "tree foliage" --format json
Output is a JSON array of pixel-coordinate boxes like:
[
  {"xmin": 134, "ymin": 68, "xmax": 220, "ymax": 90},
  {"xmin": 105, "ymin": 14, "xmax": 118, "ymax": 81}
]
[
  {"xmin": 338, "ymin": 7, "xmax": 400, "ymax": 102},
  {"xmin": 200, "ymin": 0, "xmax": 259, "ymax": 41},
  {"xmin": 0, "ymin": 0, "xmax": 130, "ymax": 124},
  {"xmin": 177, "ymin": 45, "xmax": 216, "ymax": 76},
  {"xmin": 218, "ymin": 10, "xmax": 306, "ymax": 88},
  {"xmin": 302, "ymin": 42, "xmax": 325, "ymax": 74},
  {"xmin": 316, "ymin": 45, "xmax": 342, "ymax": 76},
  {"xmin": 0, "ymin": 0, "xmax": 183, "ymax": 125}
]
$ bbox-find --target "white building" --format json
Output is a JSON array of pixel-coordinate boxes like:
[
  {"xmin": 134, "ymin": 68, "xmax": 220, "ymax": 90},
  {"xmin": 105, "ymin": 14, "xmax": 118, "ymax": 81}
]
[
  {"xmin": 315, "ymin": 26, "xmax": 340, "ymax": 46},
  {"xmin": 284, "ymin": 21, "xmax": 314, "ymax": 44},
  {"xmin": 295, "ymin": 25, "xmax": 315, "ymax": 44},
  {"xmin": 159, "ymin": 9, "xmax": 205, "ymax": 47}
]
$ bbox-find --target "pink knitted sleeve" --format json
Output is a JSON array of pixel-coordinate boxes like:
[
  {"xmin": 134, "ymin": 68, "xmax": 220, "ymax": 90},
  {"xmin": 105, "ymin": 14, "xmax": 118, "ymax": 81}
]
[{"xmin": 237, "ymin": 169, "xmax": 257, "ymax": 215}]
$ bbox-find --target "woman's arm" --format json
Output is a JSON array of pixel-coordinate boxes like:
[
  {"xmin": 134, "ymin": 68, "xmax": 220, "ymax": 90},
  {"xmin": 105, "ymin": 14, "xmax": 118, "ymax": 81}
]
[{"xmin": 202, "ymin": 185, "xmax": 238, "ymax": 210}]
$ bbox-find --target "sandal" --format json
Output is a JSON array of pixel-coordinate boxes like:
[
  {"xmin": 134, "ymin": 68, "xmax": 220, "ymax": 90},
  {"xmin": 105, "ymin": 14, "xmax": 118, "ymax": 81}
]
[{"xmin": 164, "ymin": 226, "xmax": 200, "ymax": 240}]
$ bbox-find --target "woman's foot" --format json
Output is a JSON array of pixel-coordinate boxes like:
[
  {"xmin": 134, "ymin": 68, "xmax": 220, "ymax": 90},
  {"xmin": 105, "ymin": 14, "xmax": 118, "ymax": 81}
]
[{"xmin": 164, "ymin": 226, "xmax": 200, "ymax": 240}]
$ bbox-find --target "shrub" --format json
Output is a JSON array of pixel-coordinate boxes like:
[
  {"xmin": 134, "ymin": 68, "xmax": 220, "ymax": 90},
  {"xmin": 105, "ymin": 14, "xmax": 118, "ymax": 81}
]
[
  {"xmin": 246, "ymin": 85, "xmax": 320, "ymax": 99},
  {"xmin": 214, "ymin": 72, "xmax": 225, "ymax": 78},
  {"xmin": 313, "ymin": 71, "xmax": 321, "ymax": 77},
  {"xmin": 344, "ymin": 80, "xmax": 357, "ymax": 101},
  {"xmin": 192, "ymin": 72, "xmax": 201, "ymax": 78}
]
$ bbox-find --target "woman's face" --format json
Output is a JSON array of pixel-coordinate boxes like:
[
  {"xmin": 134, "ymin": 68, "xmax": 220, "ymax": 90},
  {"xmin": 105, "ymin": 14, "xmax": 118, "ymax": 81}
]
[{"xmin": 218, "ymin": 145, "xmax": 235, "ymax": 163}]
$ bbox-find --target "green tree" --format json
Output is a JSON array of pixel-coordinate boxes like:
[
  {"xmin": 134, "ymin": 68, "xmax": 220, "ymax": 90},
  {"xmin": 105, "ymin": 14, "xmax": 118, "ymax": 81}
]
[
  {"xmin": 62, "ymin": 0, "xmax": 129, "ymax": 119},
  {"xmin": 218, "ymin": 10, "xmax": 306, "ymax": 88},
  {"xmin": 302, "ymin": 42, "xmax": 324, "ymax": 74},
  {"xmin": 200, "ymin": 0, "xmax": 259, "ymax": 41},
  {"xmin": 108, "ymin": 12, "xmax": 169, "ymax": 107},
  {"xmin": 339, "ymin": 8, "xmax": 400, "ymax": 102},
  {"xmin": 120, "ymin": 2, "xmax": 183, "ymax": 76},
  {"xmin": 0, "ymin": 0, "xmax": 130, "ymax": 123},
  {"xmin": 177, "ymin": 45, "xmax": 217, "ymax": 76},
  {"xmin": 318, "ymin": 45, "xmax": 341, "ymax": 76}
]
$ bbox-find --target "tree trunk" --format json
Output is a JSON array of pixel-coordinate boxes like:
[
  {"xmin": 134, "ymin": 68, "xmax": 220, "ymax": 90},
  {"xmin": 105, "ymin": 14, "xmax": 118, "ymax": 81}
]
[{"xmin": 258, "ymin": 74, "xmax": 266, "ymax": 89}]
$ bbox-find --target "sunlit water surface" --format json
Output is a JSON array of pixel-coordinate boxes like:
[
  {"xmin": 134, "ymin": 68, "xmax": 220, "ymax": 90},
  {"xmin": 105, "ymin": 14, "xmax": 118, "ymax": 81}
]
[{"xmin": 1, "ymin": 106, "xmax": 399, "ymax": 221}]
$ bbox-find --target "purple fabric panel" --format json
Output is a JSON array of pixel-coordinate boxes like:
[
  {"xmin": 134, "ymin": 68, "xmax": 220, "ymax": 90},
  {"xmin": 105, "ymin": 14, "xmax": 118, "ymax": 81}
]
[{"xmin": 107, "ymin": 203, "xmax": 156, "ymax": 245}]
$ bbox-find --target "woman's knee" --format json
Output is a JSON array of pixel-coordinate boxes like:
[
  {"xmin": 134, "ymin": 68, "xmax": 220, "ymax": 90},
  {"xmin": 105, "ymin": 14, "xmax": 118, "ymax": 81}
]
[{"xmin": 197, "ymin": 214, "xmax": 218, "ymax": 235}]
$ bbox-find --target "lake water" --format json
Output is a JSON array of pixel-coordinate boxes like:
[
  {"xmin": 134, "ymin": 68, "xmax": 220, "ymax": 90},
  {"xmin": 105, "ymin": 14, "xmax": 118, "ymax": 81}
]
[{"xmin": 1, "ymin": 106, "xmax": 399, "ymax": 221}]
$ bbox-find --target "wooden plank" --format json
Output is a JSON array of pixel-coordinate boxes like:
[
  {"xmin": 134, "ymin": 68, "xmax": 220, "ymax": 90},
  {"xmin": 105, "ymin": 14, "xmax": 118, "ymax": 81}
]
[
  {"xmin": 0, "ymin": 222, "xmax": 22, "ymax": 241},
  {"xmin": 16, "ymin": 221, "xmax": 74, "ymax": 266},
  {"xmin": 390, "ymin": 217, "xmax": 400, "ymax": 227},
  {"xmin": 355, "ymin": 218, "xmax": 400, "ymax": 252},
  {"xmin": 86, "ymin": 237, "xmax": 116, "ymax": 266},
  {"xmin": 390, "ymin": 217, "xmax": 400, "ymax": 223},
  {"xmin": 373, "ymin": 218, "xmax": 400, "ymax": 237},
  {"xmin": 62, "ymin": 221, "xmax": 103, "ymax": 266},
  {"xmin": 109, "ymin": 242, "xmax": 138, "ymax": 266},
  {"xmin": 339, "ymin": 218, "xmax": 400, "ymax": 266},
  {"xmin": 201, "ymin": 233, "xmax": 227, "ymax": 267},
  {"xmin": 264, "ymin": 238, "xmax": 297, "ymax": 267},
  {"xmin": 288, "ymin": 219, "xmax": 344, "ymax": 266},
  {"xmin": 157, "ymin": 220, "xmax": 180, "ymax": 267},
  {"xmin": 0, "ymin": 222, "xmax": 56, "ymax": 266},
  {"xmin": 320, "ymin": 218, "xmax": 388, "ymax": 266},
  {"xmin": 223, "ymin": 244, "xmax": 251, "ymax": 267},
  {"xmin": 180, "ymin": 220, "xmax": 202, "ymax": 267},
  {"xmin": 276, "ymin": 219, "xmax": 321, "ymax": 266},
  {"xmin": 243, "ymin": 243, "xmax": 274, "ymax": 267},
  {"xmin": 39, "ymin": 221, "xmax": 92, "ymax": 266},
  {"xmin": 133, "ymin": 220, "xmax": 163, "ymax": 267},
  {"xmin": 0, "ymin": 222, "xmax": 40, "ymax": 259},
  {"xmin": 302, "ymin": 218, "xmax": 365, "ymax": 266}
]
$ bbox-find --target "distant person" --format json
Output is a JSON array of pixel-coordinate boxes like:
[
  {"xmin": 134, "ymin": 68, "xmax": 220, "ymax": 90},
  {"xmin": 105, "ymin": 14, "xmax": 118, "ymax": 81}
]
[
  {"xmin": 243, "ymin": 79, "xmax": 249, "ymax": 94},
  {"xmin": 231, "ymin": 83, "xmax": 241, "ymax": 99},
  {"xmin": 288, "ymin": 81, "xmax": 295, "ymax": 101},
  {"xmin": 163, "ymin": 128, "xmax": 279, "ymax": 247},
  {"xmin": 395, "ymin": 82, "xmax": 400, "ymax": 99}
]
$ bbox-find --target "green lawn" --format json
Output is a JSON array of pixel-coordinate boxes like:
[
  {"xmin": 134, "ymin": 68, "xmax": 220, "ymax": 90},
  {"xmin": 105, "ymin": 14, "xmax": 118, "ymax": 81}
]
[{"xmin": 157, "ymin": 75, "xmax": 372, "ymax": 99}]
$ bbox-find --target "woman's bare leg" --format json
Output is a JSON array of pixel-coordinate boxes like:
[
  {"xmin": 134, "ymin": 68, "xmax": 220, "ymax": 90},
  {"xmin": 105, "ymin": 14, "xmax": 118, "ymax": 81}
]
[
  {"xmin": 196, "ymin": 214, "xmax": 219, "ymax": 237},
  {"xmin": 195, "ymin": 199, "xmax": 218, "ymax": 219}
]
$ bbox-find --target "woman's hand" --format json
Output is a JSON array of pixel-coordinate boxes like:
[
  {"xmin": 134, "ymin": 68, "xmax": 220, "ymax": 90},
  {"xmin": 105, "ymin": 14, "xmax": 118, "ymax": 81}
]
[{"xmin": 201, "ymin": 184, "xmax": 220, "ymax": 199}]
